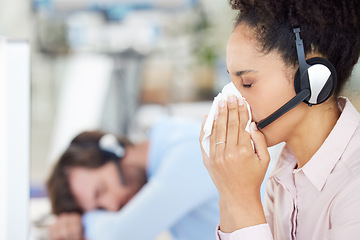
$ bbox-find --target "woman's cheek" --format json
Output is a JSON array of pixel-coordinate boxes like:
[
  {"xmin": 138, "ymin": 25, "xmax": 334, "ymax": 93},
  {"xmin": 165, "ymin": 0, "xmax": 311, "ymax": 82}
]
[{"xmin": 247, "ymin": 101, "xmax": 266, "ymax": 123}]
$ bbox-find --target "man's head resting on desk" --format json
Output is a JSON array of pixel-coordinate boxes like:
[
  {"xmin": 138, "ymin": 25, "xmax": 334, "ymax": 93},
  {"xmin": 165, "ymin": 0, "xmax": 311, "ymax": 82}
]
[{"xmin": 47, "ymin": 131, "xmax": 147, "ymax": 215}]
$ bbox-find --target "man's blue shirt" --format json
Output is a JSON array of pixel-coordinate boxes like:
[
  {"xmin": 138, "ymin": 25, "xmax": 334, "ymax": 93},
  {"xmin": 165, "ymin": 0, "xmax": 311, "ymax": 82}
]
[{"xmin": 82, "ymin": 118, "xmax": 220, "ymax": 240}]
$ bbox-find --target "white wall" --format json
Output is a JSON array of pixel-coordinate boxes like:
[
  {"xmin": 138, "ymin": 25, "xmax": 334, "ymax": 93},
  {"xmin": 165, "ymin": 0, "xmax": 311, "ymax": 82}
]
[{"xmin": 0, "ymin": 39, "xmax": 30, "ymax": 240}]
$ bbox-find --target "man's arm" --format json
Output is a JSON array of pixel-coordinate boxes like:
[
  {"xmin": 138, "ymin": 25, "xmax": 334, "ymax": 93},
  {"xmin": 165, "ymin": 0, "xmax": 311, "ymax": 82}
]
[
  {"xmin": 49, "ymin": 212, "xmax": 84, "ymax": 240},
  {"xmin": 83, "ymin": 139, "xmax": 218, "ymax": 240}
]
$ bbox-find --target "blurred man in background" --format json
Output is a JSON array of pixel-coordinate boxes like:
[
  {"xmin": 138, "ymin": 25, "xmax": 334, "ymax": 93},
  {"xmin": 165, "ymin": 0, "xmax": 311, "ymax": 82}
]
[{"xmin": 47, "ymin": 118, "xmax": 220, "ymax": 240}]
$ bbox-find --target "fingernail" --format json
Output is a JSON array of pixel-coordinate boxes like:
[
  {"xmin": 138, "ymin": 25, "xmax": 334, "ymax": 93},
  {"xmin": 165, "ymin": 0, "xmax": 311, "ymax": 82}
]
[
  {"xmin": 238, "ymin": 97, "xmax": 244, "ymax": 106},
  {"xmin": 252, "ymin": 122, "xmax": 258, "ymax": 131},
  {"xmin": 227, "ymin": 95, "xmax": 234, "ymax": 103},
  {"xmin": 219, "ymin": 100, "xmax": 225, "ymax": 108}
]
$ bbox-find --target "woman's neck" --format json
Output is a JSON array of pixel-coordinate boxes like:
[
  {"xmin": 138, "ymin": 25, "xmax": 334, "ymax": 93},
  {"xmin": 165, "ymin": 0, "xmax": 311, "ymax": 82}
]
[{"xmin": 286, "ymin": 99, "xmax": 340, "ymax": 168}]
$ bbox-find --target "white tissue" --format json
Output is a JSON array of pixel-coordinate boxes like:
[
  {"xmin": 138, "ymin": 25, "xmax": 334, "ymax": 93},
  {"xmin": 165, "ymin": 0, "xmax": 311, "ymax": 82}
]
[{"xmin": 202, "ymin": 82, "xmax": 252, "ymax": 157}]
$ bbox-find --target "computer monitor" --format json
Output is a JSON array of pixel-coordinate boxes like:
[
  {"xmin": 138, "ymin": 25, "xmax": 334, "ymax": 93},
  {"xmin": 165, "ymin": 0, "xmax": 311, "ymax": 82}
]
[{"xmin": 0, "ymin": 38, "xmax": 30, "ymax": 240}]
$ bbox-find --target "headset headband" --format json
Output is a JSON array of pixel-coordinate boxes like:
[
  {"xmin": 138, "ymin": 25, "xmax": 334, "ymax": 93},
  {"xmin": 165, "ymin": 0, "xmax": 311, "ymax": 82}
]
[
  {"xmin": 256, "ymin": 27, "xmax": 312, "ymax": 129},
  {"xmin": 99, "ymin": 134, "xmax": 126, "ymax": 159},
  {"xmin": 99, "ymin": 134, "xmax": 127, "ymax": 184},
  {"xmin": 293, "ymin": 28, "xmax": 310, "ymax": 92}
]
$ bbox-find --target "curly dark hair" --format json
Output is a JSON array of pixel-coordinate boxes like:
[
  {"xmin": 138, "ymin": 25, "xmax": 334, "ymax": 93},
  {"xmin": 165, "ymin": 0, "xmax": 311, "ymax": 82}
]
[
  {"xmin": 229, "ymin": 0, "xmax": 360, "ymax": 96},
  {"xmin": 46, "ymin": 131, "xmax": 133, "ymax": 215}
]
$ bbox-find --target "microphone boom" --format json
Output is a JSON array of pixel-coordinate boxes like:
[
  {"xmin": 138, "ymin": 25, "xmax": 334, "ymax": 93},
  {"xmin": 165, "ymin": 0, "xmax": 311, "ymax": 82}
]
[{"xmin": 257, "ymin": 89, "xmax": 310, "ymax": 130}]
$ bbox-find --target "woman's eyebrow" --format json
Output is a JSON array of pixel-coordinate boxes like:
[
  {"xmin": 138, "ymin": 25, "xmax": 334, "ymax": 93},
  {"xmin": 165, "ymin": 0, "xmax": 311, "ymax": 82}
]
[{"xmin": 226, "ymin": 69, "xmax": 257, "ymax": 76}]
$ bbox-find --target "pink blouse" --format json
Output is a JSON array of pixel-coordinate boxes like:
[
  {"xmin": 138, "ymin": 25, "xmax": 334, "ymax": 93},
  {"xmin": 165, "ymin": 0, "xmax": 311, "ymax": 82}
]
[{"xmin": 218, "ymin": 97, "xmax": 360, "ymax": 240}]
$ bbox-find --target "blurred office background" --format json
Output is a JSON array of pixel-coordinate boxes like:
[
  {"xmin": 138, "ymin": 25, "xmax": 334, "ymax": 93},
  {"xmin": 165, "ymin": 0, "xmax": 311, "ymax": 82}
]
[
  {"xmin": 1, "ymin": 0, "xmax": 236, "ymax": 239},
  {"xmin": 1, "ymin": 0, "xmax": 360, "ymax": 239}
]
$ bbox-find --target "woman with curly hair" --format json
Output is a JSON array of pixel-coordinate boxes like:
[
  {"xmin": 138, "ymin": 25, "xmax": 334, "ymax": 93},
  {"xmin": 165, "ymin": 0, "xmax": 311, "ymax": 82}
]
[{"xmin": 200, "ymin": 0, "xmax": 360, "ymax": 239}]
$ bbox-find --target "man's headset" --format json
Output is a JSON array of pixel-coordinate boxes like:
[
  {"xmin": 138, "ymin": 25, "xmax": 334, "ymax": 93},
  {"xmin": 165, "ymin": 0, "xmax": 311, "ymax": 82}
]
[
  {"xmin": 99, "ymin": 134, "xmax": 127, "ymax": 184},
  {"xmin": 256, "ymin": 27, "xmax": 337, "ymax": 130}
]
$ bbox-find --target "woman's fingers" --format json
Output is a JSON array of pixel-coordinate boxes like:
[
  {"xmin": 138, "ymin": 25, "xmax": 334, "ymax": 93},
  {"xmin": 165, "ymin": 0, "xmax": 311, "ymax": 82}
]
[
  {"xmin": 238, "ymin": 99, "xmax": 252, "ymax": 149},
  {"xmin": 214, "ymin": 100, "xmax": 228, "ymax": 153},
  {"xmin": 199, "ymin": 115, "xmax": 211, "ymax": 169},
  {"xmin": 226, "ymin": 95, "xmax": 239, "ymax": 148},
  {"xmin": 210, "ymin": 96, "xmax": 255, "ymax": 158},
  {"xmin": 238, "ymin": 98, "xmax": 249, "ymax": 130},
  {"xmin": 209, "ymin": 118, "xmax": 216, "ymax": 159},
  {"xmin": 250, "ymin": 122, "xmax": 270, "ymax": 164},
  {"xmin": 199, "ymin": 115, "xmax": 207, "ymax": 143}
]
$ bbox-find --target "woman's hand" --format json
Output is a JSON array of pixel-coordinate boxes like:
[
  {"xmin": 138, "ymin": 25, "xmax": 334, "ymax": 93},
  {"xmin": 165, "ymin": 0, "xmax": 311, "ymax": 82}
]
[{"xmin": 200, "ymin": 95, "xmax": 270, "ymax": 232}]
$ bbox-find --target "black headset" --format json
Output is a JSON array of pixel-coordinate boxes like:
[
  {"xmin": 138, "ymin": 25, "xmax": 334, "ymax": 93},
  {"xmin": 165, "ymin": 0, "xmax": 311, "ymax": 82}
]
[
  {"xmin": 256, "ymin": 27, "xmax": 337, "ymax": 130},
  {"xmin": 99, "ymin": 134, "xmax": 127, "ymax": 184}
]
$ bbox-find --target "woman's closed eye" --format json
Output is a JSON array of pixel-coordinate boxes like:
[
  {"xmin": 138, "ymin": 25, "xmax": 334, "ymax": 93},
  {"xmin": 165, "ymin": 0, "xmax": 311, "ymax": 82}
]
[
  {"xmin": 240, "ymin": 75, "xmax": 255, "ymax": 89},
  {"xmin": 242, "ymin": 83, "xmax": 253, "ymax": 88}
]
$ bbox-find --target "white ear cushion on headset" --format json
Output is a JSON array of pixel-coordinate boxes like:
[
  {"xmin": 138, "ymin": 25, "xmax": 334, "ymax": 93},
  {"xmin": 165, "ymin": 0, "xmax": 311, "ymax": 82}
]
[
  {"xmin": 99, "ymin": 134, "xmax": 126, "ymax": 158},
  {"xmin": 307, "ymin": 64, "xmax": 331, "ymax": 104}
]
